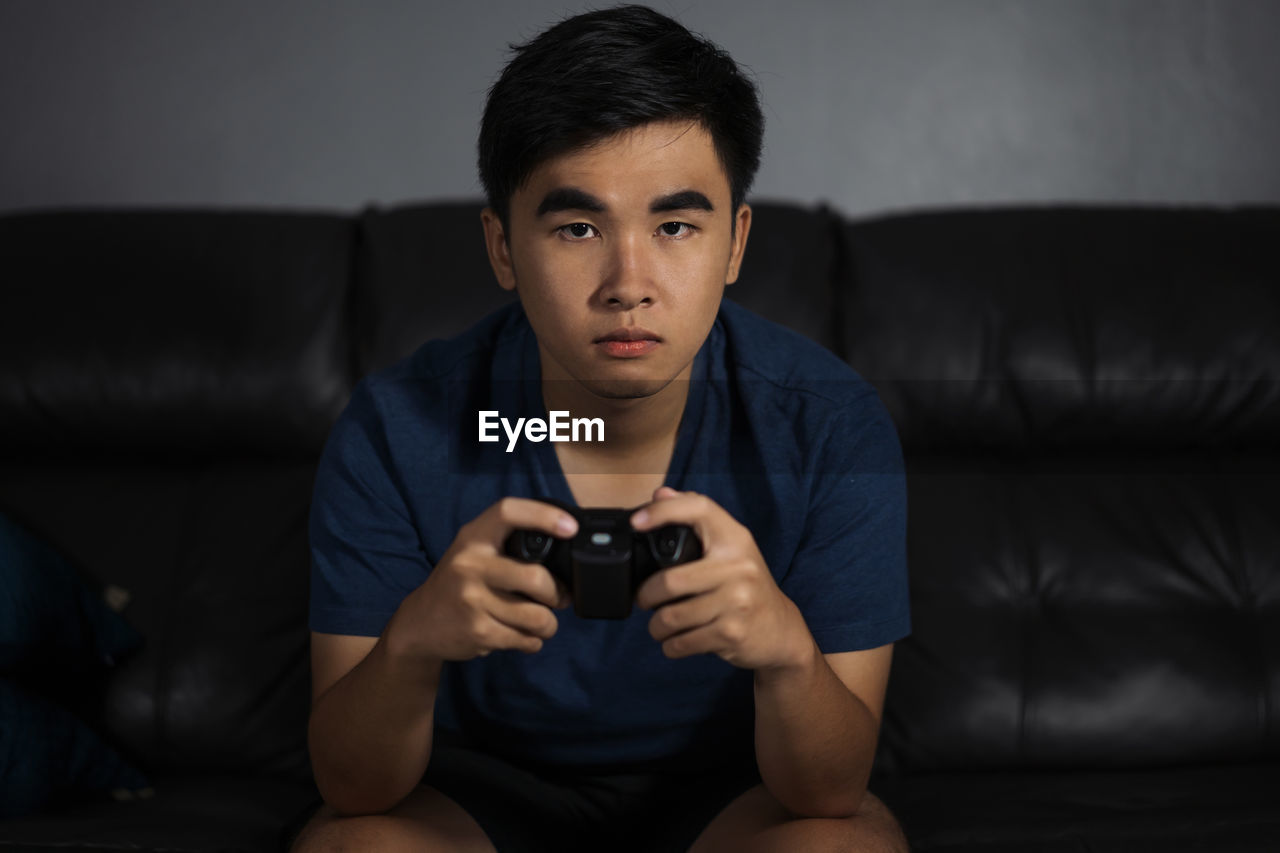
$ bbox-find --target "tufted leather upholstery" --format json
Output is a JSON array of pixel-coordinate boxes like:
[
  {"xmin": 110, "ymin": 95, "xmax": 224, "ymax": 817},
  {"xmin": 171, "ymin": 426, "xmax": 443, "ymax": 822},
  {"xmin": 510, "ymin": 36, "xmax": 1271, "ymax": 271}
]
[
  {"xmin": 842, "ymin": 208, "xmax": 1280, "ymax": 452},
  {"xmin": 0, "ymin": 202, "xmax": 1276, "ymax": 851}
]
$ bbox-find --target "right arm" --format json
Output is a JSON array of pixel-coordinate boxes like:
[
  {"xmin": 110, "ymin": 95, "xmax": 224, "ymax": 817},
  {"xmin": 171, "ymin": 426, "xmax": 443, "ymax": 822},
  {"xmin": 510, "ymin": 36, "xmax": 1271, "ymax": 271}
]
[
  {"xmin": 307, "ymin": 498, "xmax": 577, "ymax": 816},
  {"xmin": 305, "ymin": 630, "xmax": 442, "ymax": 817}
]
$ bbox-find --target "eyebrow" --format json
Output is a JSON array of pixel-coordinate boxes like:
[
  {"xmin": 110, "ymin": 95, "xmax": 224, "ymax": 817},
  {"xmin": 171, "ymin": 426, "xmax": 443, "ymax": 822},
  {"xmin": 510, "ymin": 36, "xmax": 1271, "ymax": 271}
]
[
  {"xmin": 649, "ymin": 190, "xmax": 714, "ymax": 214},
  {"xmin": 534, "ymin": 187, "xmax": 715, "ymax": 217},
  {"xmin": 536, "ymin": 187, "xmax": 606, "ymax": 217}
]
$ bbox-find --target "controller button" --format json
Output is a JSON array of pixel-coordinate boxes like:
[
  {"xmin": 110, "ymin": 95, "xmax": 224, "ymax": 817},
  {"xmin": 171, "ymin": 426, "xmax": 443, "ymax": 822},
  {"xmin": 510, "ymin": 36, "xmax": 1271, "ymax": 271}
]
[{"xmin": 591, "ymin": 532, "xmax": 613, "ymax": 546}]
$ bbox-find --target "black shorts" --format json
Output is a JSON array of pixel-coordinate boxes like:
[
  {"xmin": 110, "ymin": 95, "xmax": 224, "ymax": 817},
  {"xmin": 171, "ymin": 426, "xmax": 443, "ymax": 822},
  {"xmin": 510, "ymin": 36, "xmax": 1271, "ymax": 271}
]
[
  {"xmin": 423, "ymin": 743, "xmax": 761, "ymax": 853},
  {"xmin": 283, "ymin": 739, "xmax": 763, "ymax": 853}
]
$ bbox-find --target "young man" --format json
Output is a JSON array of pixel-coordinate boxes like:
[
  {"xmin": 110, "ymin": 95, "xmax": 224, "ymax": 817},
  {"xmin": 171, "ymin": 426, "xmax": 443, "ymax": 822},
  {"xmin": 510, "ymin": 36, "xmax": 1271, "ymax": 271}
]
[{"xmin": 292, "ymin": 6, "xmax": 910, "ymax": 852}]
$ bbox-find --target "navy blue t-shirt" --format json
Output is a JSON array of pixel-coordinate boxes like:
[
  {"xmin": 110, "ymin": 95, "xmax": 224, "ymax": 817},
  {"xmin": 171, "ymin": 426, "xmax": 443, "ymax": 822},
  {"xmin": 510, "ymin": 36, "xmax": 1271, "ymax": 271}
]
[{"xmin": 310, "ymin": 299, "xmax": 909, "ymax": 773}]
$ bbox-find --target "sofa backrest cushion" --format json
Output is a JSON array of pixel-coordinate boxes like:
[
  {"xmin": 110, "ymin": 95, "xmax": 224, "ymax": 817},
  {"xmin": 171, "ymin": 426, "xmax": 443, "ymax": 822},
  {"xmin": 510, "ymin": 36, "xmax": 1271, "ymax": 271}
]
[
  {"xmin": 354, "ymin": 203, "xmax": 515, "ymax": 375},
  {"xmin": 0, "ymin": 210, "xmax": 354, "ymax": 458},
  {"xmin": 841, "ymin": 207, "xmax": 1280, "ymax": 453}
]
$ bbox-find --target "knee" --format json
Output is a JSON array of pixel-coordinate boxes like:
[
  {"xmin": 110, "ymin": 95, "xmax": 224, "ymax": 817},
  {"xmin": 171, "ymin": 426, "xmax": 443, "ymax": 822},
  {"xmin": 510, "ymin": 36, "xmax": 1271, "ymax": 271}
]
[
  {"xmin": 288, "ymin": 808, "xmax": 404, "ymax": 853},
  {"xmin": 849, "ymin": 791, "xmax": 910, "ymax": 853},
  {"xmin": 288, "ymin": 789, "xmax": 495, "ymax": 853}
]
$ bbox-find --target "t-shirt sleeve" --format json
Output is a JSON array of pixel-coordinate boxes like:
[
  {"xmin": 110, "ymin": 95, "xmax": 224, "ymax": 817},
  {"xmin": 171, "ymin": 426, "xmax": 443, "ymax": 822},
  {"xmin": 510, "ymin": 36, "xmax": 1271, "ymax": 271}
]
[
  {"xmin": 781, "ymin": 391, "xmax": 910, "ymax": 653},
  {"xmin": 309, "ymin": 380, "xmax": 430, "ymax": 637}
]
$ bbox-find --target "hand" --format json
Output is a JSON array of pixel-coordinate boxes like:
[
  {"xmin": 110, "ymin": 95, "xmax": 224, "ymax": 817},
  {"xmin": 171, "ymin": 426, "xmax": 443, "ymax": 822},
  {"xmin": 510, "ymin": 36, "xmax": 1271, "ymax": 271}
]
[
  {"xmin": 385, "ymin": 498, "xmax": 576, "ymax": 663},
  {"xmin": 633, "ymin": 487, "xmax": 815, "ymax": 673}
]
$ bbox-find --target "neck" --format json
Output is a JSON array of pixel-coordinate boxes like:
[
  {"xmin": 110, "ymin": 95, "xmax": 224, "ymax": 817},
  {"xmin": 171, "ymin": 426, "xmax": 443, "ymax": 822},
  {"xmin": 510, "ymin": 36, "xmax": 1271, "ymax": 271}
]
[{"xmin": 539, "ymin": 349, "xmax": 692, "ymax": 465}]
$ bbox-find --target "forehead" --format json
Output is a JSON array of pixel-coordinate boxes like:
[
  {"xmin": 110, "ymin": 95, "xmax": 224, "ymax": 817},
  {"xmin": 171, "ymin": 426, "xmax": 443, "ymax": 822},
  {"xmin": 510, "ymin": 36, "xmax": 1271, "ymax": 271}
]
[{"xmin": 516, "ymin": 120, "xmax": 731, "ymax": 207}]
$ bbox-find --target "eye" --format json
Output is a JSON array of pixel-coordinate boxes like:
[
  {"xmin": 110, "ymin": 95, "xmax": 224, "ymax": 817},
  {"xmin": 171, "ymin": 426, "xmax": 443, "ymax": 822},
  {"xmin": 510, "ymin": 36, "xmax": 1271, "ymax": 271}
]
[
  {"xmin": 658, "ymin": 222, "xmax": 696, "ymax": 238},
  {"xmin": 557, "ymin": 222, "xmax": 598, "ymax": 241}
]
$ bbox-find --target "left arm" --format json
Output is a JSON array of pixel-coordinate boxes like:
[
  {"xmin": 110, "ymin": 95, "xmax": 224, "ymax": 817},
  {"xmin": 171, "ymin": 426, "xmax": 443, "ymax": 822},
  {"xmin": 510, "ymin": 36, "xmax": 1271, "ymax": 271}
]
[
  {"xmin": 634, "ymin": 488, "xmax": 894, "ymax": 818},
  {"xmin": 753, "ymin": 642, "xmax": 892, "ymax": 817}
]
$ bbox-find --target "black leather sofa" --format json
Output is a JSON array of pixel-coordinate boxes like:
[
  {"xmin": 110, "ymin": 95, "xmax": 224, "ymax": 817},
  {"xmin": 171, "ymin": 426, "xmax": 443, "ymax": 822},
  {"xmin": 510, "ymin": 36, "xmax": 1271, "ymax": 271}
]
[{"xmin": 1, "ymin": 201, "xmax": 1277, "ymax": 851}]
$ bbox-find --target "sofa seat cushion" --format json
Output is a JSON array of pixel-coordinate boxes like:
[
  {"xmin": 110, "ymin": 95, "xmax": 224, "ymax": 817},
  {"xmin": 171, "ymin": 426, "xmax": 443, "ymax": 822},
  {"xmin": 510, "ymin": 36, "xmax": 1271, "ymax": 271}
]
[
  {"xmin": 0, "ymin": 774, "xmax": 317, "ymax": 853},
  {"xmin": 880, "ymin": 764, "xmax": 1280, "ymax": 852}
]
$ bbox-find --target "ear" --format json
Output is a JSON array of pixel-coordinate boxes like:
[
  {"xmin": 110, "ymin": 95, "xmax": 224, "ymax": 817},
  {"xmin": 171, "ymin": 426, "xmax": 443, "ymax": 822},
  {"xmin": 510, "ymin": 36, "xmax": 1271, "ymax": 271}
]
[
  {"xmin": 480, "ymin": 208, "xmax": 517, "ymax": 291},
  {"xmin": 725, "ymin": 203, "xmax": 753, "ymax": 285}
]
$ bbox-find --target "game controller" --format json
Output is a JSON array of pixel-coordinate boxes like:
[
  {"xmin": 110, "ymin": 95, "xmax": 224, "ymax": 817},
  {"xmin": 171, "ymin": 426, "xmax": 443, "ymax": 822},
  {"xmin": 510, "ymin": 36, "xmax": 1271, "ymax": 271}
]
[{"xmin": 503, "ymin": 499, "xmax": 703, "ymax": 619}]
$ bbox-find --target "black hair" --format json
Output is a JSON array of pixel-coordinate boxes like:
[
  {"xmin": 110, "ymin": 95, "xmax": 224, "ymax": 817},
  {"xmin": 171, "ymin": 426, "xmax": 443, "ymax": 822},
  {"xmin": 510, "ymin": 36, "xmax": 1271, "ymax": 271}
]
[{"xmin": 478, "ymin": 5, "xmax": 764, "ymax": 230}]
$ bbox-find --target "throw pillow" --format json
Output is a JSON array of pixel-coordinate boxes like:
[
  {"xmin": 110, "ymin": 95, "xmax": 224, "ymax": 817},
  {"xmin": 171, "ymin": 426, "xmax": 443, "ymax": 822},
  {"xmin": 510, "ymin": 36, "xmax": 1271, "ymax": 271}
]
[
  {"xmin": 0, "ymin": 511, "xmax": 142, "ymax": 673},
  {"xmin": 0, "ymin": 510, "xmax": 151, "ymax": 816},
  {"xmin": 0, "ymin": 677, "xmax": 151, "ymax": 818}
]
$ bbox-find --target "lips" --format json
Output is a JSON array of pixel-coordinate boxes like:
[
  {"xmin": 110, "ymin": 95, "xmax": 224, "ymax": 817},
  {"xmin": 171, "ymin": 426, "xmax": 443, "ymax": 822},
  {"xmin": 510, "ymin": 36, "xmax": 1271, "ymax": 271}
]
[
  {"xmin": 594, "ymin": 327, "xmax": 661, "ymax": 358},
  {"xmin": 594, "ymin": 327, "xmax": 661, "ymax": 343}
]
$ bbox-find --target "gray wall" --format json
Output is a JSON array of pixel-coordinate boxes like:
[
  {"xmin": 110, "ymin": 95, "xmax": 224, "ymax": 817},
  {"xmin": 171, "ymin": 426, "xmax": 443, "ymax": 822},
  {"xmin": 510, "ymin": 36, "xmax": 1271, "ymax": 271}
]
[{"xmin": 2, "ymin": 0, "xmax": 1278, "ymax": 217}]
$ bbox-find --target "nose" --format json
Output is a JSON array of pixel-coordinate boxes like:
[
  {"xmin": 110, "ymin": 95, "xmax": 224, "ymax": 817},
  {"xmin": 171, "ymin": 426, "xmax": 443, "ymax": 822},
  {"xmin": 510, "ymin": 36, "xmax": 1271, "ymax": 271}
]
[{"xmin": 596, "ymin": 231, "xmax": 654, "ymax": 311}]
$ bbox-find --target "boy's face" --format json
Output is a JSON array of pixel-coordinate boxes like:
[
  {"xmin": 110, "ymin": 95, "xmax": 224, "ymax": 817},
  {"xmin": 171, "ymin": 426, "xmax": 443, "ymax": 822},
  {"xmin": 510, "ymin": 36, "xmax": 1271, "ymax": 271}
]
[{"xmin": 482, "ymin": 120, "xmax": 751, "ymax": 400}]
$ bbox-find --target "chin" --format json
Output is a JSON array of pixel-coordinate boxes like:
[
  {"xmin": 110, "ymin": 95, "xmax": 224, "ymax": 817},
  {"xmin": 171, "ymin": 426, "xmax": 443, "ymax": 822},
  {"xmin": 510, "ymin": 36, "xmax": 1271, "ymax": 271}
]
[{"xmin": 580, "ymin": 376, "xmax": 674, "ymax": 400}]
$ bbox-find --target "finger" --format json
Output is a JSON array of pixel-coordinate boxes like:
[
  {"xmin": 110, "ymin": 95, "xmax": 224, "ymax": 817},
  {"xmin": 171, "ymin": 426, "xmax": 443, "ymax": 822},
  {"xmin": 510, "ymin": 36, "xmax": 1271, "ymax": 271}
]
[
  {"xmin": 471, "ymin": 613, "xmax": 546, "ymax": 656},
  {"xmin": 630, "ymin": 491, "xmax": 722, "ymax": 540},
  {"xmin": 489, "ymin": 590, "xmax": 561, "ymax": 640},
  {"xmin": 636, "ymin": 559, "xmax": 732, "ymax": 610},
  {"xmin": 657, "ymin": 618, "xmax": 726, "ymax": 661},
  {"xmin": 486, "ymin": 557, "xmax": 564, "ymax": 609},
  {"xmin": 477, "ymin": 497, "xmax": 578, "ymax": 542},
  {"xmin": 651, "ymin": 485, "xmax": 681, "ymax": 501},
  {"xmin": 647, "ymin": 591, "xmax": 720, "ymax": 643},
  {"xmin": 554, "ymin": 578, "xmax": 572, "ymax": 610}
]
